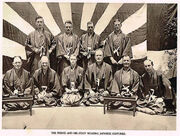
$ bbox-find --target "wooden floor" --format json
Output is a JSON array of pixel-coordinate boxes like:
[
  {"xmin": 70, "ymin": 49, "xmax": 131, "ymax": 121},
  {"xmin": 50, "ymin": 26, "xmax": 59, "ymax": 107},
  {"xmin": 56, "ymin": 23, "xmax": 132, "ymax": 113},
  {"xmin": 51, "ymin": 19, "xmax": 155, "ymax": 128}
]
[{"xmin": 2, "ymin": 106, "xmax": 176, "ymax": 130}]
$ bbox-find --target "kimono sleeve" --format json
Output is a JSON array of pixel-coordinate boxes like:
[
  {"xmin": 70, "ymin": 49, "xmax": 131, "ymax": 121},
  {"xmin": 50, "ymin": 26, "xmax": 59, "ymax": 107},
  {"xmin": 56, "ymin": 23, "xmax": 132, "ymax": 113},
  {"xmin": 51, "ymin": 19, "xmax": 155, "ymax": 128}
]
[
  {"xmin": 131, "ymin": 71, "xmax": 140, "ymax": 93},
  {"xmin": 3, "ymin": 71, "xmax": 13, "ymax": 95},
  {"xmin": 122, "ymin": 36, "xmax": 133, "ymax": 58},
  {"xmin": 111, "ymin": 72, "xmax": 120, "ymax": 94}
]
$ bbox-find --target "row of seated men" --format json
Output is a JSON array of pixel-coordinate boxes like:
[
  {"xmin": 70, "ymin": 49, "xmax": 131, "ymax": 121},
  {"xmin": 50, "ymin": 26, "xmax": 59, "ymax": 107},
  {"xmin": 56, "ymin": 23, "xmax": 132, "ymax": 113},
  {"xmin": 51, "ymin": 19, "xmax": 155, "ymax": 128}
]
[{"xmin": 3, "ymin": 50, "xmax": 175, "ymax": 114}]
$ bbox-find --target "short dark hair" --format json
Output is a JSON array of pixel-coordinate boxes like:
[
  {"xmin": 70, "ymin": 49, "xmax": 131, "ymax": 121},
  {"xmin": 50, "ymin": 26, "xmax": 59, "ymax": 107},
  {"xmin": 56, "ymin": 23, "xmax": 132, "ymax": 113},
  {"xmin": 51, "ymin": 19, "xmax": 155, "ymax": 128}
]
[
  {"xmin": 113, "ymin": 18, "xmax": 121, "ymax": 24},
  {"xmin": 64, "ymin": 20, "xmax": 73, "ymax": 25},
  {"xmin": 35, "ymin": 16, "xmax": 43, "ymax": 22},
  {"xmin": 95, "ymin": 48, "xmax": 104, "ymax": 57}
]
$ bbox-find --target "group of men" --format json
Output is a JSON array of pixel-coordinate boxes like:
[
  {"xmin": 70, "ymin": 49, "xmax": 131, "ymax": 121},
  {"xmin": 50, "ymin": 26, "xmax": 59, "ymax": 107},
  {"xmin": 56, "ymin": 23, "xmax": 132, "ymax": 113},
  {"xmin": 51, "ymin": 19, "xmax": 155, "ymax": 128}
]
[{"xmin": 2, "ymin": 16, "xmax": 175, "ymax": 114}]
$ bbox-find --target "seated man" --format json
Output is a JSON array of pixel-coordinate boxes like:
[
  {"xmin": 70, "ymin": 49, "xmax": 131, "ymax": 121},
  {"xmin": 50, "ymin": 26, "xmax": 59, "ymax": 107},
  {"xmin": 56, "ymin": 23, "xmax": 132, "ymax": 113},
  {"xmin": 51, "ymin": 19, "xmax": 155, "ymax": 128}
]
[
  {"xmin": 84, "ymin": 49, "xmax": 113, "ymax": 105},
  {"xmin": 33, "ymin": 56, "xmax": 61, "ymax": 106},
  {"xmin": 111, "ymin": 55, "xmax": 140, "ymax": 108},
  {"xmin": 60, "ymin": 55, "xmax": 84, "ymax": 106},
  {"xmin": 3, "ymin": 56, "xmax": 32, "ymax": 111},
  {"xmin": 138, "ymin": 59, "xmax": 175, "ymax": 114}
]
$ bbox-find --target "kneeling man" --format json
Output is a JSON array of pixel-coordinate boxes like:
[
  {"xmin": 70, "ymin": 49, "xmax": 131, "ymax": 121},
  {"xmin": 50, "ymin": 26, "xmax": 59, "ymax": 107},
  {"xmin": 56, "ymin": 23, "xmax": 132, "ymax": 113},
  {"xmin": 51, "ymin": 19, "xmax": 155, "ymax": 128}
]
[
  {"xmin": 61, "ymin": 55, "xmax": 84, "ymax": 106},
  {"xmin": 111, "ymin": 55, "xmax": 140, "ymax": 108},
  {"xmin": 33, "ymin": 56, "xmax": 61, "ymax": 106},
  {"xmin": 84, "ymin": 49, "xmax": 113, "ymax": 105},
  {"xmin": 3, "ymin": 56, "xmax": 32, "ymax": 110}
]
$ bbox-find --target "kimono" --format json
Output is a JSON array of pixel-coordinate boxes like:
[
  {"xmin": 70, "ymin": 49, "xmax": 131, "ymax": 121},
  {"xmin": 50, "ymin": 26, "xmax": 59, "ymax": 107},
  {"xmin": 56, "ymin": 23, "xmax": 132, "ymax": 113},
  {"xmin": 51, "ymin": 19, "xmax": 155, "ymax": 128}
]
[
  {"xmin": 56, "ymin": 33, "xmax": 79, "ymax": 76},
  {"xmin": 25, "ymin": 29, "xmax": 56, "ymax": 75},
  {"xmin": 79, "ymin": 32, "xmax": 101, "ymax": 70},
  {"xmin": 112, "ymin": 68, "xmax": 140, "ymax": 95},
  {"xmin": 110, "ymin": 68, "xmax": 140, "ymax": 109},
  {"xmin": 3, "ymin": 68, "xmax": 32, "ymax": 110},
  {"xmin": 104, "ymin": 31, "xmax": 132, "ymax": 74},
  {"xmin": 84, "ymin": 62, "xmax": 113, "ymax": 104},
  {"xmin": 33, "ymin": 67, "xmax": 61, "ymax": 106},
  {"xmin": 61, "ymin": 65, "xmax": 84, "ymax": 106},
  {"xmin": 141, "ymin": 70, "xmax": 173, "ymax": 99}
]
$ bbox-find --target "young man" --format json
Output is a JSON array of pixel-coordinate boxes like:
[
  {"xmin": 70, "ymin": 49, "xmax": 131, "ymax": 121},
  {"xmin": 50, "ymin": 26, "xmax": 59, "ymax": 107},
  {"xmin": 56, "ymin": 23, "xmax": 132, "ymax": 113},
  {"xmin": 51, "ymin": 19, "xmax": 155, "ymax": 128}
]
[
  {"xmin": 25, "ymin": 16, "xmax": 56, "ymax": 75},
  {"xmin": 61, "ymin": 55, "xmax": 84, "ymax": 106},
  {"xmin": 79, "ymin": 21, "xmax": 102, "ymax": 70},
  {"xmin": 33, "ymin": 56, "xmax": 61, "ymax": 106},
  {"xmin": 3, "ymin": 56, "xmax": 32, "ymax": 110},
  {"xmin": 56, "ymin": 20, "xmax": 79, "ymax": 77}
]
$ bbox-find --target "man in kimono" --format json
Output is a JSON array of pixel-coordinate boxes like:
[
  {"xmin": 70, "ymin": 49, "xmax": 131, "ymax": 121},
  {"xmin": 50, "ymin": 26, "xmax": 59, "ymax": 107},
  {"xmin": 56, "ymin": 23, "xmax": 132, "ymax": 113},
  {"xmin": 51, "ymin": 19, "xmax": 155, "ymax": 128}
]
[
  {"xmin": 60, "ymin": 55, "xmax": 84, "ymax": 106},
  {"xmin": 111, "ymin": 55, "xmax": 140, "ymax": 108},
  {"xmin": 104, "ymin": 19, "xmax": 132, "ymax": 74},
  {"xmin": 84, "ymin": 49, "xmax": 113, "ymax": 105},
  {"xmin": 79, "ymin": 21, "xmax": 102, "ymax": 70},
  {"xmin": 56, "ymin": 20, "xmax": 79, "ymax": 77},
  {"xmin": 33, "ymin": 56, "xmax": 61, "ymax": 106},
  {"xmin": 25, "ymin": 16, "xmax": 56, "ymax": 75},
  {"xmin": 3, "ymin": 56, "xmax": 32, "ymax": 111},
  {"xmin": 139, "ymin": 59, "xmax": 175, "ymax": 113}
]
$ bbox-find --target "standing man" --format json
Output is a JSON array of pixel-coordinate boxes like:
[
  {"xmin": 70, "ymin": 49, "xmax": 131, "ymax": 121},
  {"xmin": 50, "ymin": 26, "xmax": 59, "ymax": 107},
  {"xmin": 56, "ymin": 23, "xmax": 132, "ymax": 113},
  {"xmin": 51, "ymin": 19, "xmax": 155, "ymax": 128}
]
[
  {"xmin": 33, "ymin": 56, "xmax": 61, "ymax": 106},
  {"xmin": 84, "ymin": 49, "xmax": 113, "ymax": 105},
  {"xmin": 25, "ymin": 16, "xmax": 56, "ymax": 75},
  {"xmin": 61, "ymin": 55, "xmax": 84, "ymax": 106},
  {"xmin": 141, "ymin": 59, "xmax": 175, "ymax": 113},
  {"xmin": 79, "ymin": 21, "xmax": 102, "ymax": 70},
  {"xmin": 56, "ymin": 20, "xmax": 79, "ymax": 77},
  {"xmin": 104, "ymin": 19, "xmax": 132, "ymax": 74},
  {"xmin": 3, "ymin": 56, "xmax": 32, "ymax": 110}
]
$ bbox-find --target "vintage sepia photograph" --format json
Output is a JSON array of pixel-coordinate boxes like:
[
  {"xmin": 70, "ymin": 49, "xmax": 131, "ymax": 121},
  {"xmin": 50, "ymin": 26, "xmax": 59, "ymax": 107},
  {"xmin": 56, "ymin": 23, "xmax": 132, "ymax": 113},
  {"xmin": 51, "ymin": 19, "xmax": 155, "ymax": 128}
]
[{"xmin": 1, "ymin": 0, "xmax": 178, "ymax": 135}]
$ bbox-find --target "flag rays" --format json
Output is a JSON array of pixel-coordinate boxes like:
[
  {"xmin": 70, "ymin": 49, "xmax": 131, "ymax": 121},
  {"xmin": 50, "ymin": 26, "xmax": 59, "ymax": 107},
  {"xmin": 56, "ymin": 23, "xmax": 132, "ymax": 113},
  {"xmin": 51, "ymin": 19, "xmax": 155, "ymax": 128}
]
[
  {"xmin": 59, "ymin": 3, "xmax": 72, "ymax": 23},
  {"xmin": 30, "ymin": 2, "xmax": 61, "ymax": 36}
]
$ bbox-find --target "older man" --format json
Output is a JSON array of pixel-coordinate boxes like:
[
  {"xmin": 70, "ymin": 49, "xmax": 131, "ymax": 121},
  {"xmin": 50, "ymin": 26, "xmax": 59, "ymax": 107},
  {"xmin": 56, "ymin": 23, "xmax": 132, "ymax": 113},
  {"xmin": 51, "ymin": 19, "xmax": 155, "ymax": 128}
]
[
  {"xmin": 84, "ymin": 49, "xmax": 113, "ymax": 105},
  {"xmin": 3, "ymin": 56, "xmax": 32, "ymax": 110},
  {"xmin": 112, "ymin": 55, "xmax": 139, "ymax": 95},
  {"xmin": 139, "ymin": 59, "xmax": 175, "ymax": 113},
  {"xmin": 79, "ymin": 21, "xmax": 102, "ymax": 70},
  {"xmin": 104, "ymin": 19, "xmax": 132, "ymax": 74},
  {"xmin": 33, "ymin": 56, "xmax": 61, "ymax": 106},
  {"xmin": 56, "ymin": 20, "xmax": 79, "ymax": 77},
  {"xmin": 25, "ymin": 16, "xmax": 56, "ymax": 75},
  {"xmin": 60, "ymin": 55, "xmax": 84, "ymax": 106}
]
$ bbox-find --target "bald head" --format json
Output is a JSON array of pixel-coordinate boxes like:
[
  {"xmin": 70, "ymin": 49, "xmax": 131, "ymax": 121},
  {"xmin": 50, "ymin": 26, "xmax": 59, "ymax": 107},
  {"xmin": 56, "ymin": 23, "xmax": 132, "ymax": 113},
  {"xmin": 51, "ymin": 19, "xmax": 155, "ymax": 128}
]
[
  {"xmin": 13, "ymin": 56, "xmax": 22, "ymax": 70},
  {"xmin": 95, "ymin": 49, "xmax": 104, "ymax": 63},
  {"xmin": 40, "ymin": 56, "xmax": 49, "ymax": 70}
]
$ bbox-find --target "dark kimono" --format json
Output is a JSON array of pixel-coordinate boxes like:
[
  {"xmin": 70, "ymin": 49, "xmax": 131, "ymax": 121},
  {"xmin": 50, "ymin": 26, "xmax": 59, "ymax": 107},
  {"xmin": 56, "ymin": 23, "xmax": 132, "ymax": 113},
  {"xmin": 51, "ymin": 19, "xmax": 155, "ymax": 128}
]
[
  {"xmin": 79, "ymin": 32, "xmax": 101, "ymax": 70},
  {"xmin": 104, "ymin": 31, "xmax": 132, "ymax": 73},
  {"xmin": 3, "ymin": 68, "xmax": 32, "ymax": 110},
  {"xmin": 61, "ymin": 66, "xmax": 84, "ymax": 106},
  {"xmin": 141, "ymin": 70, "xmax": 173, "ymax": 99},
  {"xmin": 84, "ymin": 62, "xmax": 113, "ymax": 104},
  {"xmin": 56, "ymin": 33, "xmax": 79, "ymax": 76},
  {"xmin": 25, "ymin": 29, "xmax": 56, "ymax": 75},
  {"xmin": 33, "ymin": 67, "xmax": 61, "ymax": 106}
]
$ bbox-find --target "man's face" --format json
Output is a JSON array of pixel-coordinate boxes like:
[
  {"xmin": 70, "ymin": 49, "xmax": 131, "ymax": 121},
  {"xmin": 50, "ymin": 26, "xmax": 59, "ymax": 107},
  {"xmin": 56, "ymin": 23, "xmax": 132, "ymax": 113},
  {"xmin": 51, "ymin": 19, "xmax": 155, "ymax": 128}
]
[
  {"xmin": 95, "ymin": 50, "xmax": 104, "ymax": 63},
  {"xmin": 13, "ymin": 57, "xmax": 22, "ymax": 70},
  {"xmin": 87, "ymin": 23, "xmax": 94, "ymax": 33},
  {"xmin": 70, "ymin": 56, "xmax": 77, "ymax": 66},
  {"xmin": 35, "ymin": 18, "xmax": 44, "ymax": 29},
  {"xmin": 114, "ymin": 21, "xmax": 121, "ymax": 31},
  {"xmin": 41, "ymin": 57, "xmax": 49, "ymax": 71},
  {"xmin": 144, "ymin": 60, "xmax": 153, "ymax": 73},
  {"xmin": 122, "ymin": 56, "xmax": 131, "ymax": 68},
  {"xmin": 65, "ymin": 23, "xmax": 73, "ymax": 34}
]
